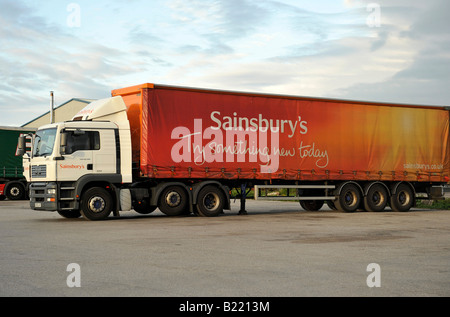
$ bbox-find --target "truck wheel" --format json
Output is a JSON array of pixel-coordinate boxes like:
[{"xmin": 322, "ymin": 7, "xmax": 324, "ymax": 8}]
[
  {"xmin": 335, "ymin": 184, "xmax": 361, "ymax": 213},
  {"xmin": 326, "ymin": 200, "xmax": 337, "ymax": 210},
  {"xmin": 300, "ymin": 200, "xmax": 324, "ymax": 211},
  {"xmin": 158, "ymin": 186, "xmax": 188, "ymax": 216},
  {"xmin": 196, "ymin": 186, "xmax": 224, "ymax": 217},
  {"xmin": 390, "ymin": 184, "xmax": 413, "ymax": 212},
  {"xmin": 57, "ymin": 210, "xmax": 82, "ymax": 218},
  {"xmin": 5, "ymin": 182, "xmax": 25, "ymax": 200},
  {"xmin": 364, "ymin": 184, "xmax": 388, "ymax": 212},
  {"xmin": 80, "ymin": 187, "xmax": 112, "ymax": 220},
  {"xmin": 134, "ymin": 199, "xmax": 157, "ymax": 214}
]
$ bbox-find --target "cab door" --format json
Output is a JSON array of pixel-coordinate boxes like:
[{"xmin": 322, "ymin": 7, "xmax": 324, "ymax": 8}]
[
  {"xmin": 57, "ymin": 129, "xmax": 98, "ymax": 181},
  {"xmin": 92, "ymin": 129, "xmax": 117, "ymax": 174}
]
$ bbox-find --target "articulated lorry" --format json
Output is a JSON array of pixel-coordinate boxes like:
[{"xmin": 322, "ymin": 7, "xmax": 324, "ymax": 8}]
[
  {"xmin": 1, "ymin": 126, "xmax": 35, "ymax": 200},
  {"xmin": 19, "ymin": 83, "xmax": 449, "ymax": 220}
]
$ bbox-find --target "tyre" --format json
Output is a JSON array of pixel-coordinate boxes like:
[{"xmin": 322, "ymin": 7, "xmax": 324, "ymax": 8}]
[
  {"xmin": 134, "ymin": 199, "xmax": 157, "ymax": 214},
  {"xmin": 158, "ymin": 186, "xmax": 188, "ymax": 216},
  {"xmin": 326, "ymin": 200, "xmax": 337, "ymax": 210},
  {"xmin": 364, "ymin": 183, "xmax": 388, "ymax": 212},
  {"xmin": 196, "ymin": 186, "xmax": 224, "ymax": 217},
  {"xmin": 5, "ymin": 182, "xmax": 25, "ymax": 200},
  {"xmin": 335, "ymin": 183, "xmax": 361, "ymax": 213},
  {"xmin": 300, "ymin": 200, "xmax": 324, "ymax": 211},
  {"xmin": 390, "ymin": 183, "xmax": 414, "ymax": 212},
  {"xmin": 80, "ymin": 187, "xmax": 113, "ymax": 220},
  {"xmin": 57, "ymin": 210, "xmax": 82, "ymax": 218}
]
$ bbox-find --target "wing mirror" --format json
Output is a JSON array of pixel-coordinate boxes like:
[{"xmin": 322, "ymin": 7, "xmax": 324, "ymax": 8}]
[
  {"xmin": 60, "ymin": 132, "xmax": 68, "ymax": 155},
  {"xmin": 17, "ymin": 135, "xmax": 26, "ymax": 156}
]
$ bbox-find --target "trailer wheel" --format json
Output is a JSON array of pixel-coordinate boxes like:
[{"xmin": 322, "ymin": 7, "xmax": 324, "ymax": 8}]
[
  {"xmin": 158, "ymin": 186, "xmax": 188, "ymax": 216},
  {"xmin": 326, "ymin": 200, "xmax": 337, "ymax": 210},
  {"xmin": 5, "ymin": 182, "xmax": 25, "ymax": 200},
  {"xmin": 300, "ymin": 200, "xmax": 324, "ymax": 211},
  {"xmin": 80, "ymin": 187, "xmax": 112, "ymax": 220},
  {"xmin": 196, "ymin": 186, "xmax": 224, "ymax": 217},
  {"xmin": 364, "ymin": 184, "xmax": 388, "ymax": 212},
  {"xmin": 335, "ymin": 183, "xmax": 361, "ymax": 213},
  {"xmin": 390, "ymin": 184, "xmax": 413, "ymax": 212},
  {"xmin": 57, "ymin": 210, "xmax": 82, "ymax": 218}
]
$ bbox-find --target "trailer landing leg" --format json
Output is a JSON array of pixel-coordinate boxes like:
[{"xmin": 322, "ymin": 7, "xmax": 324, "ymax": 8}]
[{"xmin": 239, "ymin": 183, "xmax": 248, "ymax": 215}]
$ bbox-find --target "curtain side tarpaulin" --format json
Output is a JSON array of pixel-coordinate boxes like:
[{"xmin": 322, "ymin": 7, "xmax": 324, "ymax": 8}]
[
  {"xmin": 128, "ymin": 87, "xmax": 449, "ymax": 183},
  {"xmin": 0, "ymin": 129, "xmax": 32, "ymax": 178}
]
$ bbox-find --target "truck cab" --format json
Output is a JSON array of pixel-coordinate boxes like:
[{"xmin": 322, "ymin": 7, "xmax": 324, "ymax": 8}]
[
  {"xmin": 22, "ymin": 97, "xmax": 133, "ymax": 220},
  {"xmin": 20, "ymin": 91, "xmax": 231, "ymax": 221}
]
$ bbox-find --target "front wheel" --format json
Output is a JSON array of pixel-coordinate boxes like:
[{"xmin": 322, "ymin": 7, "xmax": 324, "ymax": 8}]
[
  {"xmin": 80, "ymin": 187, "xmax": 113, "ymax": 220},
  {"xmin": 196, "ymin": 186, "xmax": 225, "ymax": 217},
  {"xmin": 57, "ymin": 210, "xmax": 82, "ymax": 218}
]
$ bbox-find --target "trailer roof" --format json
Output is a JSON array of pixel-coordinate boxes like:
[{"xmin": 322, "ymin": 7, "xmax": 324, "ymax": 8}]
[{"xmin": 111, "ymin": 83, "xmax": 448, "ymax": 111}]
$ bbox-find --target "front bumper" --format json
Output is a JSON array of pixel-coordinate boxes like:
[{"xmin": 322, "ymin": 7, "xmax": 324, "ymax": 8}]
[{"xmin": 29, "ymin": 182, "xmax": 58, "ymax": 211}]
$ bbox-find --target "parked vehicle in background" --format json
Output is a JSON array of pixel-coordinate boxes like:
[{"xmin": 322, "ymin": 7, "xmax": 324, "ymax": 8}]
[{"xmin": 0, "ymin": 126, "xmax": 35, "ymax": 200}]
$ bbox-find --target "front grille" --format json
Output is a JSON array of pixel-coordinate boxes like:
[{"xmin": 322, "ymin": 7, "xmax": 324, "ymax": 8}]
[{"xmin": 31, "ymin": 165, "xmax": 47, "ymax": 178}]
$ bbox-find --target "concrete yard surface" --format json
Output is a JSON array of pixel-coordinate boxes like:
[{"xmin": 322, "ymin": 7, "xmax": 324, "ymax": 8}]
[{"xmin": 0, "ymin": 199, "xmax": 449, "ymax": 297}]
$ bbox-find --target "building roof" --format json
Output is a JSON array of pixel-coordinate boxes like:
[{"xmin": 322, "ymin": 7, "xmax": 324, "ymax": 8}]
[{"xmin": 21, "ymin": 98, "xmax": 95, "ymax": 128}]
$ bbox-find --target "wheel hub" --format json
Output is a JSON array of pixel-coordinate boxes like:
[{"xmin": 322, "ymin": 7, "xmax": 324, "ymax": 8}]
[
  {"xmin": 204, "ymin": 193, "xmax": 219, "ymax": 210},
  {"xmin": 89, "ymin": 197, "xmax": 105, "ymax": 213},
  {"xmin": 10, "ymin": 187, "xmax": 20, "ymax": 197},
  {"xmin": 344, "ymin": 191, "xmax": 355, "ymax": 206},
  {"xmin": 398, "ymin": 191, "xmax": 409, "ymax": 205},
  {"xmin": 373, "ymin": 192, "xmax": 380, "ymax": 203},
  {"xmin": 166, "ymin": 192, "xmax": 181, "ymax": 207}
]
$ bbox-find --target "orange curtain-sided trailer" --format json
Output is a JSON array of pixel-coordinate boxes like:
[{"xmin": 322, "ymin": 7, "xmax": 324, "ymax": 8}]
[{"xmin": 112, "ymin": 84, "xmax": 449, "ymax": 184}]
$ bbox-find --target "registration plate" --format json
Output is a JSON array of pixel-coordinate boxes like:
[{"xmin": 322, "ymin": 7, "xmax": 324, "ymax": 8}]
[{"xmin": 35, "ymin": 203, "xmax": 42, "ymax": 208}]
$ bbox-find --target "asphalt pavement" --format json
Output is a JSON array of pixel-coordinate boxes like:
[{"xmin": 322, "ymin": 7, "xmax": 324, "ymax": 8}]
[{"xmin": 0, "ymin": 199, "xmax": 449, "ymax": 297}]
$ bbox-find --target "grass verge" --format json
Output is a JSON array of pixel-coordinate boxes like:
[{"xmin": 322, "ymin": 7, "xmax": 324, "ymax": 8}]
[{"xmin": 416, "ymin": 198, "xmax": 450, "ymax": 209}]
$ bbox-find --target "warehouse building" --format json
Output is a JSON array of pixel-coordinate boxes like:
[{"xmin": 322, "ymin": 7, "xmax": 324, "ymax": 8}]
[{"xmin": 21, "ymin": 98, "xmax": 94, "ymax": 128}]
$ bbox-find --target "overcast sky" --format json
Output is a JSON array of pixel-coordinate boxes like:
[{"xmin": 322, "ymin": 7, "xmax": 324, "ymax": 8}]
[{"xmin": 0, "ymin": 0, "xmax": 449, "ymax": 126}]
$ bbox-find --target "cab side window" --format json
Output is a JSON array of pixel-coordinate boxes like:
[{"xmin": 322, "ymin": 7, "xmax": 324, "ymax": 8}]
[{"xmin": 65, "ymin": 131, "xmax": 100, "ymax": 154}]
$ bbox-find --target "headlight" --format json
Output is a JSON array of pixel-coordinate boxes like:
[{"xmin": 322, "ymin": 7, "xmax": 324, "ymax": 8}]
[{"xmin": 47, "ymin": 189, "xmax": 56, "ymax": 195}]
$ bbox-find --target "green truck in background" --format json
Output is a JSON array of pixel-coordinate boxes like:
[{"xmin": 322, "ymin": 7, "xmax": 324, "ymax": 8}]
[{"xmin": 0, "ymin": 126, "xmax": 35, "ymax": 200}]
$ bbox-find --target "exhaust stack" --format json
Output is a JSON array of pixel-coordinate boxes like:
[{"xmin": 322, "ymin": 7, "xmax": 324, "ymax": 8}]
[{"xmin": 50, "ymin": 91, "xmax": 54, "ymax": 124}]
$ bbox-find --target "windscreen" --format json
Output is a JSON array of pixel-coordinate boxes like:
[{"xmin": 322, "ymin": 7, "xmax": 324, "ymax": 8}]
[{"xmin": 33, "ymin": 128, "xmax": 57, "ymax": 157}]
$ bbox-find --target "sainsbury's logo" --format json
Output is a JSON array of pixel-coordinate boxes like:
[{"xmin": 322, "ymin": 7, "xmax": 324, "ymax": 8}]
[
  {"xmin": 60, "ymin": 164, "xmax": 85, "ymax": 169},
  {"xmin": 170, "ymin": 112, "xmax": 329, "ymax": 173}
]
